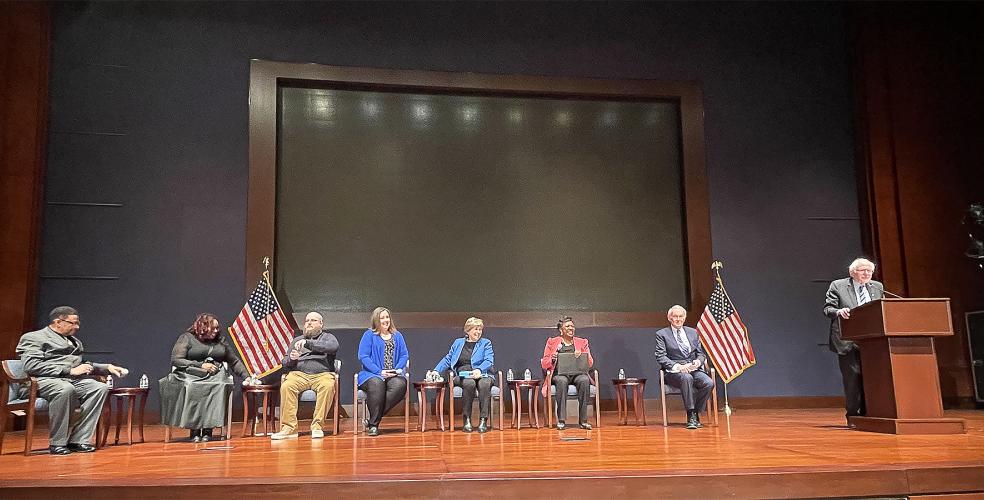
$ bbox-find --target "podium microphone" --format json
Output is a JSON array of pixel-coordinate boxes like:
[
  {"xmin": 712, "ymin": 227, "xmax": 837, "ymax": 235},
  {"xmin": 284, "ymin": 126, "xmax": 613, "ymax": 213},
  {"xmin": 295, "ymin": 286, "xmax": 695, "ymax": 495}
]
[{"xmin": 882, "ymin": 289, "xmax": 905, "ymax": 299}]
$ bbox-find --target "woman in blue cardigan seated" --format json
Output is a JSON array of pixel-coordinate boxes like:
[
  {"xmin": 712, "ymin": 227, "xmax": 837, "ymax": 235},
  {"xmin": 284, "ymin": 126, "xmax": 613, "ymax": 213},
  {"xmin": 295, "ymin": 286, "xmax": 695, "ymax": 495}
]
[
  {"xmin": 357, "ymin": 307, "xmax": 409, "ymax": 437},
  {"xmin": 428, "ymin": 317, "xmax": 495, "ymax": 433}
]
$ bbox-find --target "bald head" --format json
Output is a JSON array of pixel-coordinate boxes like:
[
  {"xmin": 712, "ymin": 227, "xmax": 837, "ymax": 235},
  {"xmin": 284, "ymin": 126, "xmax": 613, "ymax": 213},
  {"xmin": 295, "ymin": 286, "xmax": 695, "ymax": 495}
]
[{"xmin": 303, "ymin": 312, "xmax": 324, "ymax": 337}]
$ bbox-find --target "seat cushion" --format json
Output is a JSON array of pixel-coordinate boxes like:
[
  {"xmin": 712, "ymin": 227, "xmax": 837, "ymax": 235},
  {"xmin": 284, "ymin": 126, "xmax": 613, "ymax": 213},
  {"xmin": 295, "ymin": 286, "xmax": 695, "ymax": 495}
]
[
  {"xmin": 452, "ymin": 385, "xmax": 501, "ymax": 398},
  {"xmin": 299, "ymin": 389, "xmax": 318, "ymax": 402},
  {"xmin": 7, "ymin": 398, "xmax": 49, "ymax": 412},
  {"xmin": 549, "ymin": 384, "xmax": 597, "ymax": 397}
]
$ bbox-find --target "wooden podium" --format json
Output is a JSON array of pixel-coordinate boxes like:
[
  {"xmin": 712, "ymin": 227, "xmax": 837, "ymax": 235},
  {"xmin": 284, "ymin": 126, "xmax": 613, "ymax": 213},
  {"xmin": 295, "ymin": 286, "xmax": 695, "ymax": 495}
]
[{"xmin": 841, "ymin": 298, "xmax": 965, "ymax": 434}]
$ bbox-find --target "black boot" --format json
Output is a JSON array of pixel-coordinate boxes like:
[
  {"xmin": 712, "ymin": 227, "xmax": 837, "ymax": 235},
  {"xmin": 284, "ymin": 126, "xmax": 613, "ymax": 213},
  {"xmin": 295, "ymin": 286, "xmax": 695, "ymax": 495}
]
[
  {"xmin": 477, "ymin": 417, "xmax": 489, "ymax": 433},
  {"xmin": 190, "ymin": 429, "xmax": 202, "ymax": 442},
  {"xmin": 462, "ymin": 416, "xmax": 473, "ymax": 432},
  {"xmin": 694, "ymin": 412, "xmax": 703, "ymax": 428},
  {"xmin": 685, "ymin": 410, "xmax": 699, "ymax": 430},
  {"xmin": 201, "ymin": 428, "xmax": 214, "ymax": 442}
]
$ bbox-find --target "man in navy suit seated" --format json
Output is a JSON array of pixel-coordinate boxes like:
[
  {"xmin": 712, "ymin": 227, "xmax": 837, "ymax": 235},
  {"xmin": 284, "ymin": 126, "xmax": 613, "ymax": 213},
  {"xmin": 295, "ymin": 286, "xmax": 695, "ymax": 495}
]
[{"xmin": 654, "ymin": 305, "xmax": 713, "ymax": 430}]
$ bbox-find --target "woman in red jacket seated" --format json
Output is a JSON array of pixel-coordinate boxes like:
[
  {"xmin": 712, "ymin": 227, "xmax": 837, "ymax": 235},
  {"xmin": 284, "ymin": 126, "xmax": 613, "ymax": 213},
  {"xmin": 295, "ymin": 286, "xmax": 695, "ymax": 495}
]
[{"xmin": 540, "ymin": 316, "xmax": 594, "ymax": 430}]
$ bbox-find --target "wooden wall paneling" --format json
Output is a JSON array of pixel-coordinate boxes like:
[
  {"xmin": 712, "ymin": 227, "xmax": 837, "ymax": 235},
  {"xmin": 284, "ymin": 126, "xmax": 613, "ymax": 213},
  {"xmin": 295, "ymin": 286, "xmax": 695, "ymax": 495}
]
[
  {"xmin": 0, "ymin": 2, "xmax": 50, "ymax": 356},
  {"xmin": 851, "ymin": 4, "xmax": 984, "ymax": 403}
]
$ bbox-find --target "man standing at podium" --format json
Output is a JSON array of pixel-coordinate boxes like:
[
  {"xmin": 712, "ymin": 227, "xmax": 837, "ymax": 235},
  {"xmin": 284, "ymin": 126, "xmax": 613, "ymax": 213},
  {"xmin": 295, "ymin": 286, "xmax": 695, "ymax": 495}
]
[{"xmin": 823, "ymin": 257, "xmax": 884, "ymax": 425}]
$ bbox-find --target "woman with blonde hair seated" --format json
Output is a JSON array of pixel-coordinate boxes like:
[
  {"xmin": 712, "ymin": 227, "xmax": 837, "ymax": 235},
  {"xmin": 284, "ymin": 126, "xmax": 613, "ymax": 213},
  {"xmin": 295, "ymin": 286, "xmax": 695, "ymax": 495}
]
[{"xmin": 428, "ymin": 317, "xmax": 495, "ymax": 433}]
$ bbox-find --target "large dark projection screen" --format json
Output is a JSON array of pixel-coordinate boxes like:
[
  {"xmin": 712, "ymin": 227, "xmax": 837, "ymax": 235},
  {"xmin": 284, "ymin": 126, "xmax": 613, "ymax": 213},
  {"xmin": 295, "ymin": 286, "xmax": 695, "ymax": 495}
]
[{"xmin": 274, "ymin": 86, "xmax": 686, "ymax": 315}]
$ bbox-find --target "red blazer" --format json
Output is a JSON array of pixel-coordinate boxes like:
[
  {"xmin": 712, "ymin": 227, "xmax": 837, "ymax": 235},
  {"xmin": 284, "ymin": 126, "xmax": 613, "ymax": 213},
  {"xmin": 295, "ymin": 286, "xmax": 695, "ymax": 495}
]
[{"xmin": 540, "ymin": 336, "xmax": 594, "ymax": 397}]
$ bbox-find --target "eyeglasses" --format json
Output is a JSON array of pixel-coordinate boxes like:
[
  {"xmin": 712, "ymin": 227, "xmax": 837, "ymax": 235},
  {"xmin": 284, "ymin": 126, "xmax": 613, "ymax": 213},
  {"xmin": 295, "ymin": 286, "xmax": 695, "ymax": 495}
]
[
  {"xmin": 855, "ymin": 269, "xmax": 874, "ymax": 273},
  {"xmin": 58, "ymin": 319, "xmax": 80, "ymax": 326}
]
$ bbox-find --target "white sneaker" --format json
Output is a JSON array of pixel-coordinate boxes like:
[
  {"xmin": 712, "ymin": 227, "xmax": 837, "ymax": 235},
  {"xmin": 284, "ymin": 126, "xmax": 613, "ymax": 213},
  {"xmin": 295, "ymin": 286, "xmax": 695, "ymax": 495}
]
[
  {"xmin": 310, "ymin": 429, "xmax": 324, "ymax": 439},
  {"xmin": 270, "ymin": 429, "xmax": 298, "ymax": 440}
]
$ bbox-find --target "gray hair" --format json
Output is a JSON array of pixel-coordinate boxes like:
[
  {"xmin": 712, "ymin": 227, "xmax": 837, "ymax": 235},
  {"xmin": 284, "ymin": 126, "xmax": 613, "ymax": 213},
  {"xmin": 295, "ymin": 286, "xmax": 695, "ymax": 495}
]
[
  {"xmin": 667, "ymin": 304, "xmax": 687, "ymax": 316},
  {"xmin": 848, "ymin": 258, "xmax": 876, "ymax": 273}
]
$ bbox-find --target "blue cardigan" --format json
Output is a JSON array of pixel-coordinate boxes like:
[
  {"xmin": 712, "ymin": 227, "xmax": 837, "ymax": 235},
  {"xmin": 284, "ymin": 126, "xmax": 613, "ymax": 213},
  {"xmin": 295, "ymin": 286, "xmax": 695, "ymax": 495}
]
[
  {"xmin": 433, "ymin": 337, "xmax": 494, "ymax": 376},
  {"xmin": 357, "ymin": 329, "xmax": 409, "ymax": 386}
]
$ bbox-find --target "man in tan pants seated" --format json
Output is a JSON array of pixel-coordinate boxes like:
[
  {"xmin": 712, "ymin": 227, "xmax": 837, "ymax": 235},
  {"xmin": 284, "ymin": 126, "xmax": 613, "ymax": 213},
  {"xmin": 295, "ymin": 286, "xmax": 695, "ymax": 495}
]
[{"xmin": 271, "ymin": 312, "xmax": 339, "ymax": 440}]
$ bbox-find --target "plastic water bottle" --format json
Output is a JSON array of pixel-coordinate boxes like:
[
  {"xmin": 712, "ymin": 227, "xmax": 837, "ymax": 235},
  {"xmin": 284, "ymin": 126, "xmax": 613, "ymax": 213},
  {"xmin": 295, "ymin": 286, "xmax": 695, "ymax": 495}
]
[
  {"xmin": 106, "ymin": 376, "xmax": 114, "ymax": 389},
  {"xmin": 139, "ymin": 374, "xmax": 148, "ymax": 389},
  {"xmin": 618, "ymin": 368, "xmax": 625, "ymax": 380},
  {"xmin": 523, "ymin": 368, "xmax": 531, "ymax": 381},
  {"xmin": 507, "ymin": 369, "xmax": 514, "ymax": 381}
]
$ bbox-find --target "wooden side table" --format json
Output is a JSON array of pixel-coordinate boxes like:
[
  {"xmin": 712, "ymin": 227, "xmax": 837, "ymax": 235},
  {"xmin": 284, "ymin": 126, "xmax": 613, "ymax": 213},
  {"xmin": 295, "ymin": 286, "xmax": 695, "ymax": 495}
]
[
  {"xmin": 413, "ymin": 381, "xmax": 447, "ymax": 432},
  {"xmin": 612, "ymin": 378, "xmax": 647, "ymax": 425},
  {"xmin": 507, "ymin": 379, "xmax": 541, "ymax": 429},
  {"xmin": 241, "ymin": 384, "xmax": 278, "ymax": 437},
  {"xmin": 100, "ymin": 387, "xmax": 149, "ymax": 445}
]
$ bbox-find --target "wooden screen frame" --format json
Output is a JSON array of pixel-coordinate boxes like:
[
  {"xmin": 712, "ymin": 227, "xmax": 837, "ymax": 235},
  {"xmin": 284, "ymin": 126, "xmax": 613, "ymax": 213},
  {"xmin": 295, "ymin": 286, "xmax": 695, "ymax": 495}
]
[{"xmin": 247, "ymin": 59, "xmax": 711, "ymax": 328}]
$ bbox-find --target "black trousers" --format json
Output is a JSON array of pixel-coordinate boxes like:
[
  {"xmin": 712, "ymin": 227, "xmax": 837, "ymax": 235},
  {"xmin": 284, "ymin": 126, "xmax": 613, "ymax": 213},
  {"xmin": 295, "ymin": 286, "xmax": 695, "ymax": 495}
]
[
  {"xmin": 838, "ymin": 348, "xmax": 865, "ymax": 420},
  {"xmin": 454, "ymin": 376, "xmax": 494, "ymax": 419},
  {"xmin": 359, "ymin": 376, "xmax": 407, "ymax": 427},
  {"xmin": 552, "ymin": 373, "xmax": 591, "ymax": 423}
]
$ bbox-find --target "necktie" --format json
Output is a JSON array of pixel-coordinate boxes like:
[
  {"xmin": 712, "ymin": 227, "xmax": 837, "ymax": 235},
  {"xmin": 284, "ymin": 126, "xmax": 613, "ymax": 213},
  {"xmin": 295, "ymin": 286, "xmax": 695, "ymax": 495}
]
[
  {"xmin": 858, "ymin": 285, "xmax": 870, "ymax": 305},
  {"xmin": 676, "ymin": 329, "xmax": 690, "ymax": 357}
]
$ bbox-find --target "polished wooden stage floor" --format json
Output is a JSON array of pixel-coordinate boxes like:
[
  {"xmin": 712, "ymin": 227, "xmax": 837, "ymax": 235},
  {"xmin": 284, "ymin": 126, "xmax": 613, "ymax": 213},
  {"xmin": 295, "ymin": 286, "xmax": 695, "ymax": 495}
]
[{"xmin": 2, "ymin": 408, "xmax": 983, "ymax": 499}]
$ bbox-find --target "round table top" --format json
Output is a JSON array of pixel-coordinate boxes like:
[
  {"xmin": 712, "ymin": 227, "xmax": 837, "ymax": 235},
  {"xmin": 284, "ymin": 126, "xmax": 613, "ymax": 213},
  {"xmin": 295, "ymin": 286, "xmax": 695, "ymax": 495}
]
[
  {"xmin": 507, "ymin": 379, "xmax": 541, "ymax": 387},
  {"xmin": 413, "ymin": 380, "xmax": 447, "ymax": 389},
  {"xmin": 611, "ymin": 378, "xmax": 647, "ymax": 385},
  {"xmin": 109, "ymin": 387, "xmax": 150, "ymax": 396},
  {"xmin": 242, "ymin": 384, "xmax": 278, "ymax": 392}
]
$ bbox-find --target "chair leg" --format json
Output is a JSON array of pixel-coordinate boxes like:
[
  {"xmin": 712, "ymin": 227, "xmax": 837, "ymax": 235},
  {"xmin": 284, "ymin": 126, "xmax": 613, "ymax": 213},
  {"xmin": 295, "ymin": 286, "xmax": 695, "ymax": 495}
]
[
  {"xmin": 404, "ymin": 379, "xmax": 410, "ymax": 433},
  {"xmin": 24, "ymin": 408, "xmax": 36, "ymax": 456},
  {"xmin": 352, "ymin": 374, "xmax": 359, "ymax": 435},
  {"xmin": 546, "ymin": 391, "xmax": 552, "ymax": 427},
  {"xmin": 333, "ymin": 386, "xmax": 340, "ymax": 436},
  {"xmin": 660, "ymin": 371, "xmax": 668, "ymax": 427},
  {"xmin": 0, "ymin": 405, "xmax": 8, "ymax": 454},
  {"xmin": 225, "ymin": 386, "xmax": 233, "ymax": 440},
  {"xmin": 710, "ymin": 368, "xmax": 719, "ymax": 426},
  {"xmin": 593, "ymin": 371, "xmax": 601, "ymax": 428}
]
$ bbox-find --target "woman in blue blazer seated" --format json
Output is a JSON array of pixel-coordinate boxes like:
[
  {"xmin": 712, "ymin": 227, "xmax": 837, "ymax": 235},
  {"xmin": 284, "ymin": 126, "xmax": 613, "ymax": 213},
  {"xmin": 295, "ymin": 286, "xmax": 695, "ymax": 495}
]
[
  {"xmin": 357, "ymin": 307, "xmax": 409, "ymax": 437},
  {"xmin": 428, "ymin": 317, "xmax": 495, "ymax": 433}
]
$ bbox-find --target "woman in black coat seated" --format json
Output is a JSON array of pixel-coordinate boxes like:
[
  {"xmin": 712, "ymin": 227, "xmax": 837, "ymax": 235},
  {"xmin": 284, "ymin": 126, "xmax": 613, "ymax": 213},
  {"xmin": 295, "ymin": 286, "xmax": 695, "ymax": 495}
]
[{"xmin": 159, "ymin": 313, "xmax": 252, "ymax": 442}]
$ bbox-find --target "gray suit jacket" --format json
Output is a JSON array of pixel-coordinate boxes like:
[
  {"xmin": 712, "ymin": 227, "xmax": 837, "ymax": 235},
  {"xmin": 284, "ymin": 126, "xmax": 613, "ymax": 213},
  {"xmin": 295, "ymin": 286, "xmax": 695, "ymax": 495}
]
[
  {"xmin": 654, "ymin": 326, "xmax": 707, "ymax": 373},
  {"xmin": 15, "ymin": 327, "xmax": 109, "ymax": 378},
  {"xmin": 823, "ymin": 277, "xmax": 885, "ymax": 355}
]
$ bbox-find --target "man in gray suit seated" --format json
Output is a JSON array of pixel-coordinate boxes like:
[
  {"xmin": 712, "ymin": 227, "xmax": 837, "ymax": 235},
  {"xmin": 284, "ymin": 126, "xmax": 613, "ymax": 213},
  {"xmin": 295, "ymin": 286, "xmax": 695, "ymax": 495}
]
[
  {"xmin": 655, "ymin": 305, "xmax": 713, "ymax": 430},
  {"xmin": 823, "ymin": 257, "xmax": 884, "ymax": 426},
  {"xmin": 16, "ymin": 306, "xmax": 128, "ymax": 455}
]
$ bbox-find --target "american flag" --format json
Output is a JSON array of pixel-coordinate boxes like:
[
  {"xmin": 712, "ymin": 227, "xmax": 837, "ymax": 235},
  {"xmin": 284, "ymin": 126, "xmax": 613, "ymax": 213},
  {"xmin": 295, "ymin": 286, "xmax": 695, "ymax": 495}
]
[
  {"xmin": 228, "ymin": 279, "xmax": 294, "ymax": 378},
  {"xmin": 696, "ymin": 277, "xmax": 755, "ymax": 383}
]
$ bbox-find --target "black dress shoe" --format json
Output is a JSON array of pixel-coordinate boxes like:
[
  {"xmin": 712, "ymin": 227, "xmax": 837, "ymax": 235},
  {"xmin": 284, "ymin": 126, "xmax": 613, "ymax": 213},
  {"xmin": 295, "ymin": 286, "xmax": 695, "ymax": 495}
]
[
  {"xmin": 556, "ymin": 421, "xmax": 566, "ymax": 430},
  {"xmin": 462, "ymin": 417, "xmax": 473, "ymax": 433},
  {"xmin": 366, "ymin": 426, "xmax": 379, "ymax": 437},
  {"xmin": 67, "ymin": 443, "xmax": 96, "ymax": 453},
  {"xmin": 49, "ymin": 446, "xmax": 72, "ymax": 455},
  {"xmin": 579, "ymin": 422, "xmax": 592, "ymax": 430},
  {"xmin": 477, "ymin": 418, "xmax": 489, "ymax": 433}
]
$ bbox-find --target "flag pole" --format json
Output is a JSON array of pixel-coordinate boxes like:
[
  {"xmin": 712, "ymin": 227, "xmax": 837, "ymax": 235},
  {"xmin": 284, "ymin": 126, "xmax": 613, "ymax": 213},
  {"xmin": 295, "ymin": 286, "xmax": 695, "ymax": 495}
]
[{"xmin": 711, "ymin": 260, "xmax": 734, "ymax": 417}]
